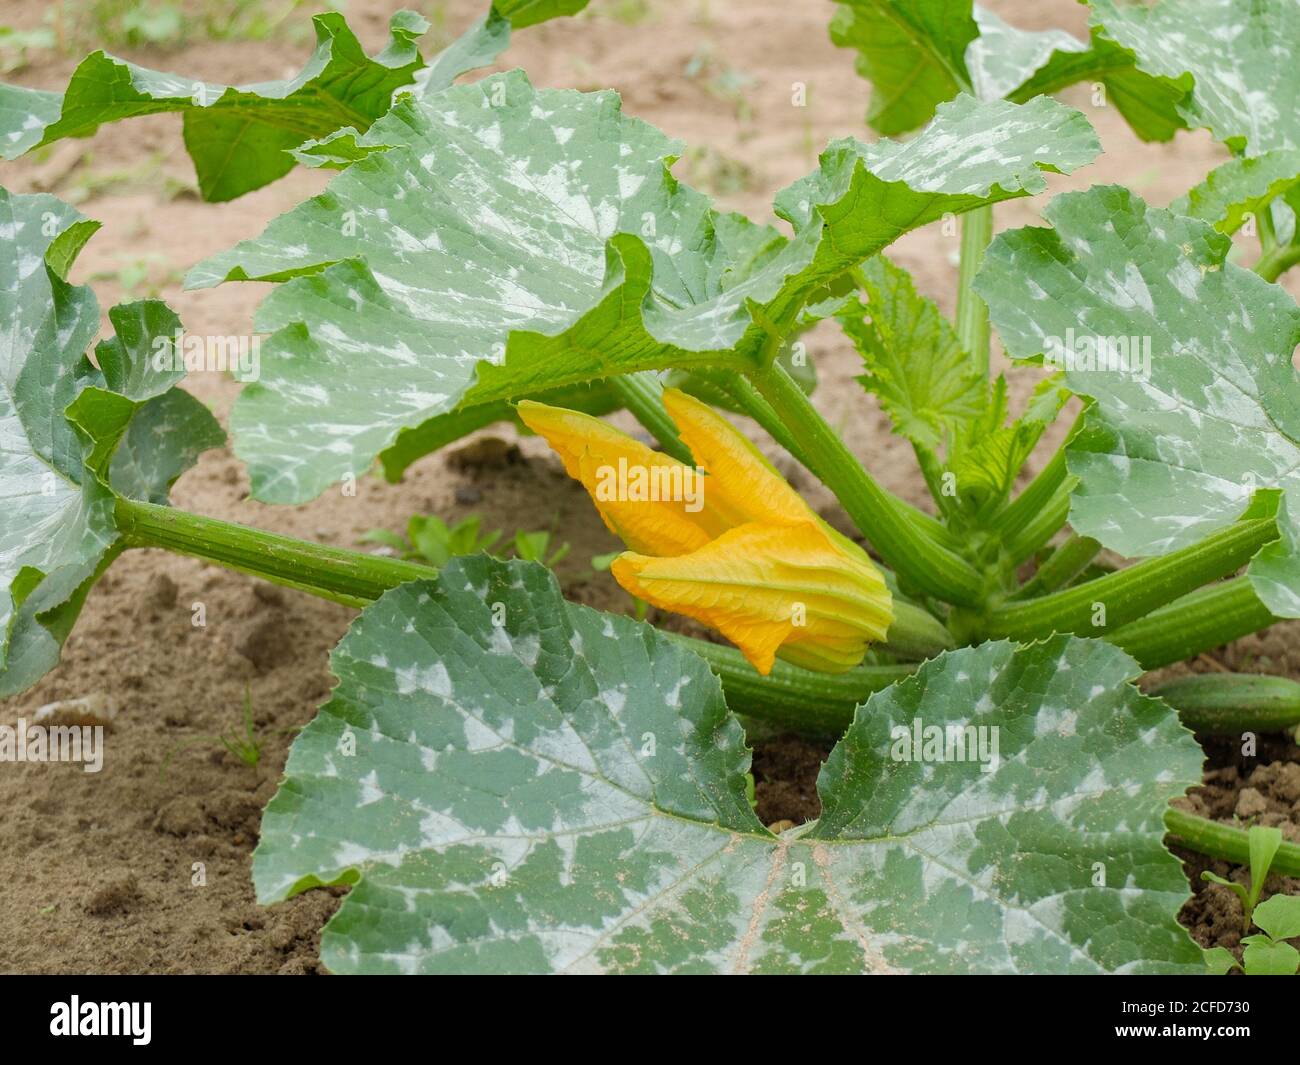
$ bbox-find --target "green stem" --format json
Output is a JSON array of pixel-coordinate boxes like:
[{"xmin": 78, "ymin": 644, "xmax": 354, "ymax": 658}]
[
  {"xmin": 721, "ymin": 371, "xmax": 962, "ymax": 554},
  {"xmin": 608, "ymin": 372, "xmax": 694, "ymax": 465},
  {"xmin": 1257, "ymin": 201, "xmax": 1279, "ymax": 254},
  {"xmin": 1254, "ymin": 241, "xmax": 1300, "ymax": 283},
  {"xmin": 996, "ymin": 444, "xmax": 1068, "ymax": 541},
  {"xmin": 1165, "ymin": 807, "xmax": 1300, "ymax": 877},
  {"xmin": 668, "ymin": 635, "xmax": 915, "ymax": 734},
  {"xmin": 1005, "ymin": 478, "xmax": 1075, "ymax": 566},
  {"xmin": 751, "ymin": 363, "xmax": 985, "ymax": 607},
  {"xmin": 995, "ymin": 406, "xmax": 1086, "ymax": 550},
  {"xmin": 884, "ymin": 600, "xmax": 957, "ymax": 660},
  {"xmin": 1011, "ymin": 533, "xmax": 1102, "ymax": 599},
  {"xmin": 116, "ymin": 498, "xmax": 436, "ymax": 607},
  {"xmin": 1107, "ymin": 578, "xmax": 1279, "ymax": 670},
  {"xmin": 987, "ymin": 518, "xmax": 1277, "ymax": 640},
  {"xmin": 119, "ymin": 492, "xmax": 948, "ymax": 670},
  {"xmin": 955, "ymin": 205, "xmax": 993, "ymax": 380},
  {"xmin": 1149, "ymin": 673, "xmax": 1300, "ymax": 734},
  {"xmin": 719, "ymin": 371, "xmax": 816, "ymax": 471}
]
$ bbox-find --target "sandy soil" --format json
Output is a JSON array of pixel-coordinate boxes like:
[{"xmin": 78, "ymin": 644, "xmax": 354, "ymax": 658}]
[{"xmin": 0, "ymin": 0, "xmax": 1297, "ymax": 973}]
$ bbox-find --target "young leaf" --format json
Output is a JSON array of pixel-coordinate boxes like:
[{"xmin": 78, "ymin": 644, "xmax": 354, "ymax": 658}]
[
  {"xmin": 0, "ymin": 188, "xmax": 222, "ymax": 695},
  {"xmin": 841, "ymin": 258, "xmax": 1067, "ymax": 514},
  {"xmin": 255, "ymin": 555, "xmax": 1202, "ymax": 974},
  {"xmin": 829, "ymin": 1, "xmax": 1186, "ymax": 141},
  {"xmin": 976, "ymin": 185, "xmax": 1300, "ymax": 619},
  {"xmin": 1240, "ymin": 935, "xmax": 1300, "ymax": 976},
  {"xmin": 1202, "ymin": 945, "xmax": 1240, "ymax": 975},
  {"xmin": 187, "ymin": 78, "xmax": 1097, "ymax": 502},
  {"xmin": 839, "ymin": 256, "xmax": 985, "ymax": 455},
  {"xmin": 1248, "ymin": 824, "xmax": 1284, "ymax": 907},
  {"xmin": 944, "ymin": 375, "xmax": 1069, "ymax": 516},
  {"xmin": 1252, "ymin": 894, "xmax": 1300, "ymax": 942},
  {"xmin": 1091, "ymin": 0, "xmax": 1300, "ymax": 154}
]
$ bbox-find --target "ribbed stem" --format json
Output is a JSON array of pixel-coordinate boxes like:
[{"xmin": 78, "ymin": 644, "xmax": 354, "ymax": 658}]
[
  {"xmin": 1011, "ymin": 533, "xmax": 1101, "ymax": 599},
  {"xmin": 955, "ymin": 205, "xmax": 993, "ymax": 380},
  {"xmin": 1107, "ymin": 578, "xmax": 1279, "ymax": 670},
  {"xmin": 752, "ymin": 363, "xmax": 985, "ymax": 607},
  {"xmin": 1165, "ymin": 807, "xmax": 1300, "ymax": 876},
  {"xmin": 666, "ymin": 635, "xmax": 914, "ymax": 734},
  {"xmin": 988, "ymin": 519, "xmax": 1277, "ymax": 640},
  {"xmin": 1005, "ymin": 479, "xmax": 1075, "ymax": 565},
  {"xmin": 116, "ymin": 498, "xmax": 436, "ymax": 607},
  {"xmin": 1150, "ymin": 673, "xmax": 1300, "ymax": 734},
  {"xmin": 721, "ymin": 371, "xmax": 962, "ymax": 554}
]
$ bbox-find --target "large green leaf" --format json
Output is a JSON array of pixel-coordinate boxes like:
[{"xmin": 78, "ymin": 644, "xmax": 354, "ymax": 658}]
[
  {"xmin": 0, "ymin": 189, "xmax": 223, "ymax": 695},
  {"xmin": 0, "ymin": 12, "xmax": 430, "ymax": 201},
  {"xmin": 287, "ymin": 0, "xmax": 595, "ymax": 170},
  {"xmin": 976, "ymin": 185, "xmax": 1300, "ymax": 617},
  {"xmin": 829, "ymin": 0, "xmax": 1185, "ymax": 140},
  {"xmin": 828, "ymin": 0, "xmax": 978, "ymax": 136},
  {"xmin": 187, "ymin": 80, "xmax": 1097, "ymax": 502},
  {"xmin": 1092, "ymin": 0, "xmax": 1300, "ymax": 155},
  {"xmin": 0, "ymin": 4, "xmax": 595, "ymax": 201},
  {"xmin": 255, "ymin": 555, "xmax": 1202, "ymax": 974}
]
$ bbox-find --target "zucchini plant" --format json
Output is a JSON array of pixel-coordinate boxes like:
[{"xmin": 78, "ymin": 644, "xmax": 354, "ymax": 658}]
[{"xmin": 4, "ymin": 0, "xmax": 1300, "ymax": 973}]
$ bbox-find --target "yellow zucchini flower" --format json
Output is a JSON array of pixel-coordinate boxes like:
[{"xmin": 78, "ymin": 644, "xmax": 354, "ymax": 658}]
[{"xmin": 517, "ymin": 388, "xmax": 893, "ymax": 675}]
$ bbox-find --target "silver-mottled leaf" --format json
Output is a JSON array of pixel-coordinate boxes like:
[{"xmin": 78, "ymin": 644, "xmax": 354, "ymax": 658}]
[
  {"xmin": 0, "ymin": 188, "xmax": 222, "ymax": 694},
  {"xmin": 1172, "ymin": 149, "xmax": 1300, "ymax": 234},
  {"xmin": 1092, "ymin": 0, "xmax": 1300, "ymax": 154},
  {"xmin": 255, "ymin": 555, "xmax": 1201, "ymax": 974},
  {"xmin": 829, "ymin": 0, "xmax": 1186, "ymax": 141},
  {"xmin": 187, "ymin": 78, "xmax": 1097, "ymax": 502},
  {"xmin": 977, "ymin": 185, "xmax": 1300, "ymax": 617}
]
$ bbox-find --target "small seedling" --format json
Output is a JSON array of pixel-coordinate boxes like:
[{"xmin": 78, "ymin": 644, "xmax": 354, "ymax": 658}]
[
  {"xmin": 361, "ymin": 514, "xmax": 502, "ymax": 567},
  {"xmin": 161, "ymin": 687, "xmax": 264, "ymax": 775},
  {"xmin": 510, "ymin": 529, "xmax": 569, "ymax": 568},
  {"xmin": 1205, "ymin": 893, "xmax": 1300, "ymax": 975},
  {"xmin": 1201, "ymin": 825, "xmax": 1285, "ymax": 934},
  {"xmin": 218, "ymin": 687, "xmax": 263, "ymax": 767}
]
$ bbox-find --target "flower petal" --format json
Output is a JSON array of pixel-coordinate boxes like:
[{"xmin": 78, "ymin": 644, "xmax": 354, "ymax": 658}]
[
  {"xmin": 662, "ymin": 387, "xmax": 812, "ymax": 527},
  {"xmin": 518, "ymin": 400, "xmax": 722, "ymax": 555},
  {"xmin": 612, "ymin": 521, "xmax": 893, "ymax": 675}
]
